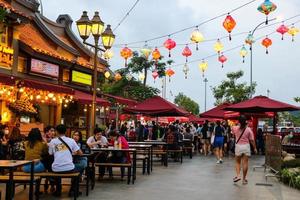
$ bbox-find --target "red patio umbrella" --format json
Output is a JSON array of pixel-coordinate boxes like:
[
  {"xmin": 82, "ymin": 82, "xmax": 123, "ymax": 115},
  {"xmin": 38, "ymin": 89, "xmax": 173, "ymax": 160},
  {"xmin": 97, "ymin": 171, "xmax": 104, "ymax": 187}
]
[
  {"xmin": 123, "ymin": 96, "xmax": 189, "ymax": 116},
  {"xmin": 187, "ymin": 114, "xmax": 205, "ymax": 123},
  {"xmin": 199, "ymin": 103, "xmax": 231, "ymax": 119}
]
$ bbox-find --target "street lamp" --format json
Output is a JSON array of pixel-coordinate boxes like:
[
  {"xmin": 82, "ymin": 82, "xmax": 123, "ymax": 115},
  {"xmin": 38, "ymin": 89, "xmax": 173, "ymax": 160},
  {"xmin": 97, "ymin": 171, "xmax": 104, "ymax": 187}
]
[
  {"xmin": 76, "ymin": 11, "xmax": 115, "ymax": 135},
  {"xmin": 248, "ymin": 17, "xmax": 277, "ymax": 97},
  {"xmin": 204, "ymin": 78, "xmax": 208, "ymax": 112}
]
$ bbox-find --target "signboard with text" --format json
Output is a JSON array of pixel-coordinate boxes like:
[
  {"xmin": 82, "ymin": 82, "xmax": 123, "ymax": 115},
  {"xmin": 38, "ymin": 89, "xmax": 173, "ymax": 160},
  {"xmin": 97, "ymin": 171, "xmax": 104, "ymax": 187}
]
[
  {"xmin": 71, "ymin": 70, "xmax": 92, "ymax": 86},
  {"xmin": 0, "ymin": 45, "xmax": 14, "ymax": 69},
  {"xmin": 31, "ymin": 58, "xmax": 59, "ymax": 77}
]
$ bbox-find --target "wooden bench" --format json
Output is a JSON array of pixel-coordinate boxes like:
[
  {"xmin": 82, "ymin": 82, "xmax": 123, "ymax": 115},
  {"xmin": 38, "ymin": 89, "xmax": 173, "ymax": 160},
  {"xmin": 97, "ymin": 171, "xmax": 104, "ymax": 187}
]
[
  {"xmin": 0, "ymin": 175, "xmax": 41, "ymax": 200},
  {"xmin": 92, "ymin": 163, "xmax": 132, "ymax": 185},
  {"xmin": 152, "ymin": 150, "xmax": 168, "ymax": 166},
  {"xmin": 12, "ymin": 172, "xmax": 81, "ymax": 200},
  {"xmin": 182, "ymin": 146, "xmax": 193, "ymax": 159},
  {"xmin": 168, "ymin": 148, "xmax": 183, "ymax": 163},
  {"xmin": 132, "ymin": 154, "xmax": 148, "ymax": 175}
]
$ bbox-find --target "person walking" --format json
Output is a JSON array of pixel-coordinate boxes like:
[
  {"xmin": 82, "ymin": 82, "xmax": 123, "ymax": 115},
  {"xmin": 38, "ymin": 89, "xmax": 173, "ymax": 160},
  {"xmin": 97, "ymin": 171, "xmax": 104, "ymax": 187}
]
[
  {"xmin": 232, "ymin": 116, "xmax": 257, "ymax": 184},
  {"xmin": 212, "ymin": 121, "xmax": 225, "ymax": 164},
  {"xmin": 200, "ymin": 121, "xmax": 210, "ymax": 156}
]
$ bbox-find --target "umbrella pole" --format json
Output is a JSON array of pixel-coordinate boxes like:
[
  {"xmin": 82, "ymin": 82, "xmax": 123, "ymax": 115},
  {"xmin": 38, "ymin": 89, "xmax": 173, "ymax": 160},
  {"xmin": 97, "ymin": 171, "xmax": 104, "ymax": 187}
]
[{"xmin": 272, "ymin": 112, "xmax": 277, "ymax": 135}]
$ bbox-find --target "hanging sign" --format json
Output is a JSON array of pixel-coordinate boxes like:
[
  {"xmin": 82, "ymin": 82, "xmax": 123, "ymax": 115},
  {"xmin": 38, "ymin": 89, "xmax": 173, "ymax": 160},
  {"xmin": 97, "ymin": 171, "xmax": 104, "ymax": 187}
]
[
  {"xmin": 0, "ymin": 44, "xmax": 14, "ymax": 68},
  {"xmin": 72, "ymin": 70, "xmax": 92, "ymax": 86},
  {"xmin": 31, "ymin": 58, "xmax": 59, "ymax": 77}
]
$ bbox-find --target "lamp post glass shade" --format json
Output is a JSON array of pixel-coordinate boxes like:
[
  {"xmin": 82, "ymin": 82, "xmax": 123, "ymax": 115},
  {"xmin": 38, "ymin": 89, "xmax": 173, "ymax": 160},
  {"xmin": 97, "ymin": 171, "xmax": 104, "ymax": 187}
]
[
  {"xmin": 102, "ymin": 25, "xmax": 115, "ymax": 49},
  {"xmin": 91, "ymin": 11, "xmax": 105, "ymax": 37},
  {"xmin": 76, "ymin": 11, "xmax": 92, "ymax": 41}
]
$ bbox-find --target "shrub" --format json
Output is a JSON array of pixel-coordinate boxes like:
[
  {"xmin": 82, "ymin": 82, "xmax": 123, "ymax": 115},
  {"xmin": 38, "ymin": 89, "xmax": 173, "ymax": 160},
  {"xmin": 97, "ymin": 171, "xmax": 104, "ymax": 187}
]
[{"xmin": 282, "ymin": 159, "xmax": 300, "ymax": 169}]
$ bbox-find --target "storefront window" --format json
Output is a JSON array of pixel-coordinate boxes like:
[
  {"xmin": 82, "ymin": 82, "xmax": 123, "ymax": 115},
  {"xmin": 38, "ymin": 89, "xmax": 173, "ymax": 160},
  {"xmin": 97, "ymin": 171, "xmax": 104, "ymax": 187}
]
[
  {"xmin": 17, "ymin": 56, "xmax": 27, "ymax": 73},
  {"xmin": 63, "ymin": 69, "xmax": 70, "ymax": 82}
]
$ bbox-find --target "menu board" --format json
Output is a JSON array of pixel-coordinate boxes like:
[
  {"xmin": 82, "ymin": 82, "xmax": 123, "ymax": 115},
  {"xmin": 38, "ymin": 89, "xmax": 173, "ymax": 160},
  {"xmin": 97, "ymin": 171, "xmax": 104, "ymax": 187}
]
[{"xmin": 31, "ymin": 58, "xmax": 59, "ymax": 77}]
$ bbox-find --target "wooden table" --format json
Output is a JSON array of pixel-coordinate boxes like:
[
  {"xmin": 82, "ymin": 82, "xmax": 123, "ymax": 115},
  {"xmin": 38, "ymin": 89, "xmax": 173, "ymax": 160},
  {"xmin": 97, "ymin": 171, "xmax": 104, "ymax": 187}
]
[
  {"xmin": 129, "ymin": 144, "xmax": 152, "ymax": 174},
  {"xmin": 129, "ymin": 141, "xmax": 167, "ymax": 168},
  {"xmin": 91, "ymin": 148, "xmax": 137, "ymax": 183},
  {"xmin": 0, "ymin": 160, "xmax": 34, "ymax": 200}
]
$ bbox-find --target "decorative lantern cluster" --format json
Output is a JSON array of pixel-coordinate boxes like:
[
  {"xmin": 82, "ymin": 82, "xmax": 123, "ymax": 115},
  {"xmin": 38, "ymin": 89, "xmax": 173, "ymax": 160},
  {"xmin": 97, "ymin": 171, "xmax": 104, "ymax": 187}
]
[
  {"xmin": 199, "ymin": 60, "xmax": 208, "ymax": 77},
  {"xmin": 214, "ymin": 39, "xmax": 224, "ymax": 55},
  {"xmin": 182, "ymin": 63, "xmax": 189, "ymax": 79},
  {"xmin": 218, "ymin": 54, "xmax": 227, "ymax": 68},
  {"xmin": 152, "ymin": 47, "xmax": 161, "ymax": 65},
  {"xmin": 140, "ymin": 43, "xmax": 152, "ymax": 59},
  {"xmin": 288, "ymin": 25, "xmax": 300, "ymax": 42},
  {"xmin": 163, "ymin": 37, "xmax": 176, "ymax": 57},
  {"xmin": 190, "ymin": 27, "xmax": 204, "ymax": 50},
  {"xmin": 114, "ymin": 73, "xmax": 122, "ymax": 81},
  {"xmin": 257, "ymin": 0, "xmax": 277, "ymax": 24},
  {"xmin": 261, "ymin": 36, "xmax": 272, "ymax": 54},
  {"xmin": 223, "ymin": 14, "xmax": 236, "ymax": 40},
  {"xmin": 181, "ymin": 45, "xmax": 192, "ymax": 62},
  {"xmin": 152, "ymin": 70, "xmax": 159, "ymax": 82},
  {"xmin": 276, "ymin": 24, "xmax": 289, "ymax": 40},
  {"xmin": 165, "ymin": 68, "xmax": 175, "ymax": 82},
  {"xmin": 239, "ymin": 45, "xmax": 248, "ymax": 63},
  {"xmin": 120, "ymin": 46, "xmax": 133, "ymax": 67}
]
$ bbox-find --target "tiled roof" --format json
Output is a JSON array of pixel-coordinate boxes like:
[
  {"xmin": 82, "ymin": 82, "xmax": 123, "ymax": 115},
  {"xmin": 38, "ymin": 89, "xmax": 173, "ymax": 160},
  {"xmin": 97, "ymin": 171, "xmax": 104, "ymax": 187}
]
[{"xmin": 0, "ymin": 0, "xmax": 31, "ymax": 19}]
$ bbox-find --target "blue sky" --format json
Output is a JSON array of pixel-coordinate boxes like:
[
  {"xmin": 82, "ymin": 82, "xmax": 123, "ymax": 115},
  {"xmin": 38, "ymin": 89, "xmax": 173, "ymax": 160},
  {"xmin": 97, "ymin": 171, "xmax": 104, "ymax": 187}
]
[{"xmin": 42, "ymin": 0, "xmax": 300, "ymax": 112}]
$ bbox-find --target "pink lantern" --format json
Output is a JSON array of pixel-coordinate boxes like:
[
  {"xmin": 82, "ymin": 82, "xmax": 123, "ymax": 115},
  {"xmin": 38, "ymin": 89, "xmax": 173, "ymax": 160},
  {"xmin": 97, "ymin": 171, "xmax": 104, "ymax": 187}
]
[
  {"xmin": 163, "ymin": 38, "xmax": 176, "ymax": 57},
  {"xmin": 276, "ymin": 24, "xmax": 289, "ymax": 40},
  {"xmin": 218, "ymin": 54, "xmax": 227, "ymax": 68},
  {"xmin": 152, "ymin": 70, "xmax": 159, "ymax": 82},
  {"xmin": 181, "ymin": 45, "xmax": 192, "ymax": 62}
]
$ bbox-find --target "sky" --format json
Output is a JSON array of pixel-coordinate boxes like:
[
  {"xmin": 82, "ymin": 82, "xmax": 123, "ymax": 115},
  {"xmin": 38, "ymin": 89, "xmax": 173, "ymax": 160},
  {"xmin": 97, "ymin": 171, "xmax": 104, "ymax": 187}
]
[{"xmin": 42, "ymin": 0, "xmax": 300, "ymax": 112}]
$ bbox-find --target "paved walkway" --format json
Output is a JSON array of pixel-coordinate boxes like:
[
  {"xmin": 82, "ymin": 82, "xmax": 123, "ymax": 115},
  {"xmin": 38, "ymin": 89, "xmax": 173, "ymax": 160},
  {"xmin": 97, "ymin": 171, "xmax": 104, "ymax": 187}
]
[{"xmin": 5, "ymin": 155, "xmax": 300, "ymax": 200}]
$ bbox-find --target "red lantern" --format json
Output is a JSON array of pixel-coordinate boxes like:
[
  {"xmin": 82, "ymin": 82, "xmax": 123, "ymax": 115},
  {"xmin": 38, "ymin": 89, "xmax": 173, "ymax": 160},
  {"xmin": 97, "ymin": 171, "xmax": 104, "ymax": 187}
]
[
  {"xmin": 276, "ymin": 24, "xmax": 289, "ymax": 40},
  {"xmin": 218, "ymin": 54, "xmax": 227, "ymax": 68},
  {"xmin": 223, "ymin": 14, "xmax": 236, "ymax": 41},
  {"xmin": 181, "ymin": 45, "xmax": 192, "ymax": 62},
  {"xmin": 152, "ymin": 47, "xmax": 161, "ymax": 66},
  {"xmin": 261, "ymin": 36, "xmax": 272, "ymax": 54},
  {"xmin": 152, "ymin": 70, "xmax": 159, "ymax": 82},
  {"xmin": 165, "ymin": 68, "xmax": 175, "ymax": 82},
  {"xmin": 163, "ymin": 38, "xmax": 176, "ymax": 57},
  {"xmin": 120, "ymin": 47, "xmax": 133, "ymax": 67}
]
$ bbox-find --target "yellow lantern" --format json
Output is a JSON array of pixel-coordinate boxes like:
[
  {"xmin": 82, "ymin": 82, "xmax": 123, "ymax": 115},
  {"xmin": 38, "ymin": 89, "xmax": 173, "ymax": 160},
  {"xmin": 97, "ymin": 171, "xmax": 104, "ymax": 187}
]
[
  {"xmin": 140, "ymin": 44, "xmax": 152, "ymax": 59},
  {"xmin": 239, "ymin": 45, "xmax": 248, "ymax": 63},
  {"xmin": 103, "ymin": 49, "xmax": 114, "ymax": 60},
  {"xmin": 139, "ymin": 73, "xmax": 145, "ymax": 81},
  {"xmin": 214, "ymin": 39, "xmax": 224, "ymax": 55},
  {"xmin": 199, "ymin": 60, "xmax": 208, "ymax": 77},
  {"xmin": 104, "ymin": 71, "xmax": 111, "ymax": 79},
  {"xmin": 288, "ymin": 25, "xmax": 300, "ymax": 42},
  {"xmin": 190, "ymin": 27, "xmax": 204, "ymax": 50}
]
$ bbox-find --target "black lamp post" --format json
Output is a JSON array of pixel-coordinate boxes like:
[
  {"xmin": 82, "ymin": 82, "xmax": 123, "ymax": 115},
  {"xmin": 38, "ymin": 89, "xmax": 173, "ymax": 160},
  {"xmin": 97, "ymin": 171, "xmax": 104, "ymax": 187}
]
[{"xmin": 76, "ymin": 11, "xmax": 115, "ymax": 135}]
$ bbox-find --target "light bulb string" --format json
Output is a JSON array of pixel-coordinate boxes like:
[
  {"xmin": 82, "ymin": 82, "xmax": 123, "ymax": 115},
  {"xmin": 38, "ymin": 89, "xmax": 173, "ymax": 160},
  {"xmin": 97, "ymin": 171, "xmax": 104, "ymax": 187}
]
[
  {"xmin": 110, "ymin": 13, "xmax": 300, "ymax": 49},
  {"xmin": 113, "ymin": 0, "xmax": 258, "ymax": 46},
  {"xmin": 169, "ymin": 19, "xmax": 300, "ymax": 69}
]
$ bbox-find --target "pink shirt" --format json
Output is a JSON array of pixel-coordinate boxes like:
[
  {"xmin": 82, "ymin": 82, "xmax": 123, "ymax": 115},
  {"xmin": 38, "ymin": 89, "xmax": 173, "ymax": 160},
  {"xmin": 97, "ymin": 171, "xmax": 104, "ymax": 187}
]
[{"xmin": 232, "ymin": 126, "xmax": 254, "ymax": 145}]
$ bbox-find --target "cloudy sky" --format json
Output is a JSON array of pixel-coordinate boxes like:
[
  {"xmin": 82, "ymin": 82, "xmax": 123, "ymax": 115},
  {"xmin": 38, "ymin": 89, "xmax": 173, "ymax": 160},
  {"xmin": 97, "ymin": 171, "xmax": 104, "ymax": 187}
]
[{"xmin": 42, "ymin": 0, "xmax": 300, "ymax": 112}]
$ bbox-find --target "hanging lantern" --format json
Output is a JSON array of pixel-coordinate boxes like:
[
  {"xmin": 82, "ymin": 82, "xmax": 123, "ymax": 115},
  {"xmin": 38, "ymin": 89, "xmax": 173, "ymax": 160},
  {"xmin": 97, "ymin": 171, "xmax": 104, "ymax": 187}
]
[
  {"xmin": 181, "ymin": 45, "xmax": 192, "ymax": 62},
  {"xmin": 276, "ymin": 24, "xmax": 289, "ymax": 40},
  {"xmin": 239, "ymin": 45, "xmax": 248, "ymax": 63},
  {"xmin": 214, "ymin": 39, "xmax": 223, "ymax": 55},
  {"xmin": 140, "ymin": 43, "xmax": 152, "ymax": 59},
  {"xmin": 139, "ymin": 73, "xmax": 145, "ymax": 82},
  {"xmin": 114, "ymin": 73, "xmax": 122, "ymax": 81},
  {"xmin": 103, "ymin": 49, "xmax": 114, "ymax": 60},
  {"xmin": 257, "ymin": 0, "xmax": 277, "ymax": 25},
  {"xmin": 199, "ymin": 60, "xmax": 208, "ymax": 77},
  {"xmin": 120, "ymin": 46, "xmax": 133, "ymax": 67},
  {"xmin": 152, "ymin": 70, "xmax": 159, "ymax": 82},
  {"xmin": 245, "ymin": 33, "xmax": 255, "ymax": 47},
  {"xmin": 218, "ymin": 54, "xmax": 227, "ymax": 68},
  {"xmin": 163, "ymin": 37, "xmax": 176, "ymax": 57},
  {"xmin": 183, "ymin": 63, "xmax": 189, "ymax": 79},
  {"xmin": 261, "ymin": 36, "xmax": 272, "ymax": 54},
  {"xmin": 288, "ymin": 25, "xmax": 299, "ymax": 42},
  {"xmin": 152, "ymin": 47, "xmax": 161, "ymax": 65},
  {"xmin": 165, "ymin": 68, "xmax": 175, "ymax": 82},
  {"xmin": 190, "ymin": 27, "xmax": 204, "ymax": 50},
  {"xmin": 104, "ymin": 71, "xmax": 111, "ymax": 79},
  {"xmin": 223, "ymin": 14, "xmax": 236, "ymax": 41},
  {"xmin": 125, "ymin": 74, "xmax": 133, "ymax": 81}
]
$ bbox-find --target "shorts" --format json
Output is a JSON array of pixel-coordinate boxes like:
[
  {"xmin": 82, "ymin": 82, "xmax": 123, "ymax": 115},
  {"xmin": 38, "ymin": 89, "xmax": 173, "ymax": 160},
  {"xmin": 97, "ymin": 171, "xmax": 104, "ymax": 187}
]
[
  {"xmin": 213, "ymin": 137, "xmax": 224, "ymax": 148},
  {"xmin": 235, "ymin": 144, "xmax": 251, "ymax": 157},
  {"xmin": 201, "ymin": 139, "xmax": 210, "ymax": 145}
]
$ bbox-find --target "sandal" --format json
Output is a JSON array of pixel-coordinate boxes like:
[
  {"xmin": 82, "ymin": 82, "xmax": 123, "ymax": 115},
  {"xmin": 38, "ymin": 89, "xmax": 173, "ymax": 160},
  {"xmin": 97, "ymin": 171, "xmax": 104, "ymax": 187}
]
[
  {"xmin": 243, "ymin": 179, "xmax": 248, "ymax": 185},
  {"xmin": 233, "ymin": 176, "xmax": 241, "ymax": 182}
]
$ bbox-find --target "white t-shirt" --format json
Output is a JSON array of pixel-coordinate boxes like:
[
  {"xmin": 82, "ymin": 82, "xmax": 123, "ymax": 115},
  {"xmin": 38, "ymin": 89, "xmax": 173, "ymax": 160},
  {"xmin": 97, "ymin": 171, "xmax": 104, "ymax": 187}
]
[
  {"xmin": 86, "ymin": 135, "xmax": 108, "ymax": 148},
  {"xmin": 48, "ymin": 136, "xmax": 80, "ymax": 172}
]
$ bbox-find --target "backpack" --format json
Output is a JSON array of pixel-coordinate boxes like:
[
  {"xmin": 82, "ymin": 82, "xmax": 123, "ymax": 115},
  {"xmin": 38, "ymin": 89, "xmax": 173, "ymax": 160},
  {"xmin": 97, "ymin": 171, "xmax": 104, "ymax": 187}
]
[{"xmin": 166, "ymin": 133, "xmax": 175, "ymax": 144}]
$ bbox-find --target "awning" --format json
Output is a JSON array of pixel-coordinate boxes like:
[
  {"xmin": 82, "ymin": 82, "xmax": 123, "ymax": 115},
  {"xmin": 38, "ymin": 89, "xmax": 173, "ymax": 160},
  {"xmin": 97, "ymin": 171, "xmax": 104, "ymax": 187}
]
[
  {"xmin": 74, "ymin": 90, "xmax": 110, "ymax": 106},
  {"xmin": 23, "ymin": 79, "xmax": 74, "ymax": 95},
  {"xmin": 0, "ymin": 73, "xmax": 16, "ymax": 86},
  {"xmin": 103, "ymin": 93, "xmax": 138, "ymax": 106}
]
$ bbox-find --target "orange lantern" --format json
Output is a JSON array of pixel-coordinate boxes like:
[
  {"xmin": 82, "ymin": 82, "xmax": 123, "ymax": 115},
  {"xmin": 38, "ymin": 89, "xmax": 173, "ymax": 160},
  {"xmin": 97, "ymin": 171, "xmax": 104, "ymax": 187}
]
[
  {"xmin": 163, "ymin": 38, "xmax": 176, "ymax": 57},
  {"xmin": 120, "ymin": 46, "xmax": 133, "ymax": 67},
  {"xmin": 181, "ymin": 45, "xmax": 192, "ymax": 62},
  {"xmin": 261, "ymin": 36, "xmax": 272, "ymax": 54},
  {"xmin": 114, "ymin": 73, "xmax": 122, "ymax": 81},
  {"xmin": 223, "ymin": 14, "xmax": 236, "ymax": 41},
  {"xmin": 165, "ymin": 68, "xmax": 175, "ymax": 82},
  {"xmin": 218, "ymin": 54, "xmax": 227, "ymax": 68},
  {"xmin": 152, "ymin": 47, "xmax": 161, "ymax": 66}
]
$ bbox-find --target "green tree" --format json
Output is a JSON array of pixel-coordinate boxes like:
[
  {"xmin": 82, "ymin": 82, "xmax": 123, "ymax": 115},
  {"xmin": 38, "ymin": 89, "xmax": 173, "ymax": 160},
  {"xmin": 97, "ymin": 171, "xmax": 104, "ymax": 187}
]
[
  {"xmin": 127, "ymin": 51, "xmax": 173, "ymax": 86},
  {"xmin": 212, "ymin": 70, "xmax": 256, "ymax": 105},
  {"xmin": 174, "ymin": 92, "xmax": 200, "ymax": 115}
]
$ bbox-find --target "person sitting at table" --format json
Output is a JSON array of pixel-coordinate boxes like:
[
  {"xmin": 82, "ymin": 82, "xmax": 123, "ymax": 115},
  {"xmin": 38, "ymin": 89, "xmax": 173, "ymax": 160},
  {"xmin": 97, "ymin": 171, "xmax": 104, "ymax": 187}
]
[
  {"xmin": 44, "ymin": 126, "xmax": 55, "ymax": 143},
  {"xmin": 165, "ymin": 125, "xmax": 180, "ymax": 150},
  {"xmin": 8, "ymin": 127, "xmax": 25, "ymax": 160},
  {"xmin": 48, "ymin": 124, "xmax": 83, "ymax": 197},
  {"xmin": 23, "ymin": 128, "xmax": 48, "ymax": 173},
  {"xmin": 72, "ymin": 131, "xmax": 88, "ymax": 172},
  {"xmin": 108, "ymin": 131, "xmax": 130, "ymax": 179},
  {"xmin": 87, "ymin": 128, "xmax": 109, "ymax": 180},
  {"xmin": 183, "ymin": 127, "xmax": 194, "ymax": 142}
]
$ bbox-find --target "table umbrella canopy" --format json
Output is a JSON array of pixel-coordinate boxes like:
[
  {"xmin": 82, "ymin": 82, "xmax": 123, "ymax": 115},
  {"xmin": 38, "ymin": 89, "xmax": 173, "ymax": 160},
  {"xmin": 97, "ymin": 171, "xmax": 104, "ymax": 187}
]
[
  {"xmin": 224, "ymin": 96, "xmax": 300, "ymax": 113},
  {"xmin": 199, "ymin": 103, "xmax": 231, "ymax": 119},
  {"xmin": 102, "ymin": 93, "xmax": 138, "ymax": 106},
  {"xmin": 123, "ymin": 96, "xmax": 189, "ymax": 116},
  {"xmin": 187, "ymin": 114, "xmax": 205, "ymax": 123}
]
